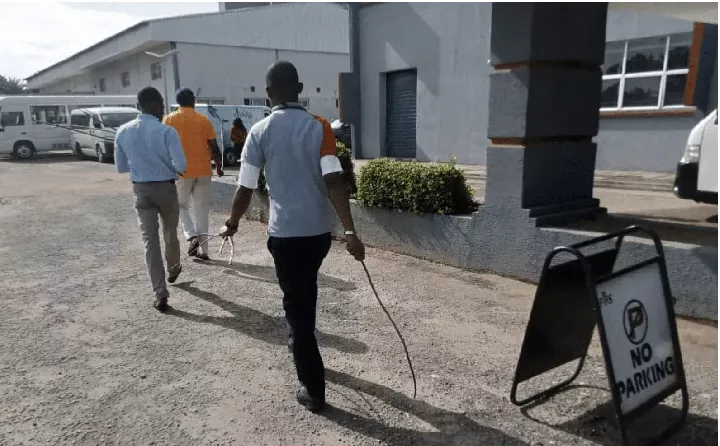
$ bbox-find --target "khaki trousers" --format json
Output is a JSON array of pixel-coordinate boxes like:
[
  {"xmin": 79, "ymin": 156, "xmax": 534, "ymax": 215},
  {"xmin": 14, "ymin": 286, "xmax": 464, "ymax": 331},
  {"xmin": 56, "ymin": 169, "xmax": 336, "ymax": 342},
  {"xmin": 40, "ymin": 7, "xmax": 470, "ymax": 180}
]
[{"xmin": 132, "ymin": 182, "xmax": 181, "ymax": 299}]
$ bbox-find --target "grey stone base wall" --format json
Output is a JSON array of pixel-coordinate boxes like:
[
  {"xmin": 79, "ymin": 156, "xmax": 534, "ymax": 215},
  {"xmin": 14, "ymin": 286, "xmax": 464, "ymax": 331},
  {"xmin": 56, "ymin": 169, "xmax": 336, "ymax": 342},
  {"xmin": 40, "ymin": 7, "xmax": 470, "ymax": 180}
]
[{"xmin": 211, "ymin": 180, "xmax": 717, "ymax": 321}]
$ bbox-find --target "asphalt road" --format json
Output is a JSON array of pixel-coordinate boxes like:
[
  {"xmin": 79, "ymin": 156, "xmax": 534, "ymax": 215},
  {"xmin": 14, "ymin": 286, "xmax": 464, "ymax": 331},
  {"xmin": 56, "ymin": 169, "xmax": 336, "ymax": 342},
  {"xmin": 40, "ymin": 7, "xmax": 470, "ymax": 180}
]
[{"xmin": 0, "ymin": 155, "xmax": 716, "ymax": 445}]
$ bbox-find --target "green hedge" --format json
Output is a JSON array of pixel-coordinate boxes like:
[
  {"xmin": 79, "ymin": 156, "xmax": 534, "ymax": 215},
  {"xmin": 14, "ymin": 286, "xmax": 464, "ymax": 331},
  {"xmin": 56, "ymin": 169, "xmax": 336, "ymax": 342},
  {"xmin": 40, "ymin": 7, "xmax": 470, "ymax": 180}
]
[
  {"xmin": 356, "ymin": 158, "xmax": 478, "ymax": 215},
  {"xmin": 257, "ymin": 141, "xmax": 356, "ymax": 194}
]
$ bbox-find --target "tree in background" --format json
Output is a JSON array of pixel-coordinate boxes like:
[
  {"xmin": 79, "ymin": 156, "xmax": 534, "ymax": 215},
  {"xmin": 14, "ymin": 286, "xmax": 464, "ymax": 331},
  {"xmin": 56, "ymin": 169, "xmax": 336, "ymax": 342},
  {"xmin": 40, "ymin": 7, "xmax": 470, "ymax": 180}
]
[{"xmin": 0, "ymin": 75, "xmax": 27, "ymax": 95}]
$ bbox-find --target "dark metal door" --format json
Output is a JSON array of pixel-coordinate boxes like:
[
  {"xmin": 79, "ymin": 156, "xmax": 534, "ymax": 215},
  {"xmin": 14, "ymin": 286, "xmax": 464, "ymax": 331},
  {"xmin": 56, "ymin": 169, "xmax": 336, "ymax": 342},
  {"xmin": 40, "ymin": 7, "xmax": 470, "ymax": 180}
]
[{"xmin": 385, "ymin": 69, "xmax": 417, "ymax": 159}]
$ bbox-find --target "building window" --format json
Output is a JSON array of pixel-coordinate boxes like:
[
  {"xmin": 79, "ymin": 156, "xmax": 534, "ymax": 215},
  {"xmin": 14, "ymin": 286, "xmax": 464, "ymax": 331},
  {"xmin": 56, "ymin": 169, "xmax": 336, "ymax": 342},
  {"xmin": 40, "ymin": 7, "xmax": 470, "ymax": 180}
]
[
  {"xmin": 316, "ymin": 87, "xmax": 321, "ymax": 93},
  {"xmin": 601, "ymin": 33, "xmax": 692, "ymax": 111},
  {"xmin": 150, "ymin": 62, "xmax": 162, "ymax": 80},
  {"xmin": 244, "ymin": 98, "xmax": 271, "ymax": 107},
  {"xmin": 0, "ymin": 111, "xmax": 25, "ymax": 127},
  {"xmin": 121, "ymin": 72, "xmax": 131, "ymax": 88},
  {"xmin": 30, "ymin": 105, "xmax": 68, "ymax": 125},
  {"xmin": 250, "ymin": 86, "xmax": 256, "ymax": 93},
  {"xmin": 98, "ymin": 78, "xmax": 106, "ymax": 93}
]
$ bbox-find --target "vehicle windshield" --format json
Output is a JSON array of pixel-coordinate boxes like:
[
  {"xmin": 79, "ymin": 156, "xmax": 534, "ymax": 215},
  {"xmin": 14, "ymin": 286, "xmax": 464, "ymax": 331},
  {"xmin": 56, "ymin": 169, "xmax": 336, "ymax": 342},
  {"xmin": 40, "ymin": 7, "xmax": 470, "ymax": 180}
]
[{"xmin": 101, "ymin": 113, "xmax": 137, "ymax": 128}]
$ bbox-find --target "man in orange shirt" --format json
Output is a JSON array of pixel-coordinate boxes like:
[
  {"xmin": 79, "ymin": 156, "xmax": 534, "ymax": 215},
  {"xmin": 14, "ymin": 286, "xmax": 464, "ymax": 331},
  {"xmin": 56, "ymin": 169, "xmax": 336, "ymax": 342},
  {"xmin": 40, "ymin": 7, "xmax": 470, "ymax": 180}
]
[{"xmin": 163, "ymin": 88, "xmax": 223, "ymax": 260}]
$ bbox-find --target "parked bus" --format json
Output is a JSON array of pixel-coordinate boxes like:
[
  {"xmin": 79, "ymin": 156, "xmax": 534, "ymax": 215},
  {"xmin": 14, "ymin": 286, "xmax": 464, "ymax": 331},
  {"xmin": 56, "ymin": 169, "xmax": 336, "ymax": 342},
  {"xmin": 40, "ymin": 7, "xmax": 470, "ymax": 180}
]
[{"xmin": 0, "ymin": 95, "xmax": 136, "ymax": 159}]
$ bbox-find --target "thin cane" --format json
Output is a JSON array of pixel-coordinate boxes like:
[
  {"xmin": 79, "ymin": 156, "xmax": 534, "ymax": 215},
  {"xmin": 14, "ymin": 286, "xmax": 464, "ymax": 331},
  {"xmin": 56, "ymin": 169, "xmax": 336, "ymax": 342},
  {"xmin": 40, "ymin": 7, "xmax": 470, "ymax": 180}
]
[{"xmin": 361, "ymin": 260, "xmax": 417, "ymax": 399}]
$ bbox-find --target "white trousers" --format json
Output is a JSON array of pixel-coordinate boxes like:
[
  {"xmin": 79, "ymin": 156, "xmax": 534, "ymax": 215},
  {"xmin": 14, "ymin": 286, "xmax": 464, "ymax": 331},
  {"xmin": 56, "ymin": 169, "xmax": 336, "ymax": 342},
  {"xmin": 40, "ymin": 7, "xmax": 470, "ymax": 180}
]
[{"xmin": 176, "ymin": 176, "xmax": 212, "ymax": 255}]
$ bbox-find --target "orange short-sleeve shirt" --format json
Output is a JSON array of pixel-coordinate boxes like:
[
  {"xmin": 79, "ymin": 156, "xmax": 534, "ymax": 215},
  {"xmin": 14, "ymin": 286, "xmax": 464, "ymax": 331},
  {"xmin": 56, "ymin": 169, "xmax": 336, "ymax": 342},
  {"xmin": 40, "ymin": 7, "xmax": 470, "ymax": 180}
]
[{"xmin": 163, "ymin": 107, "xmax": 216, "ymax": 178}]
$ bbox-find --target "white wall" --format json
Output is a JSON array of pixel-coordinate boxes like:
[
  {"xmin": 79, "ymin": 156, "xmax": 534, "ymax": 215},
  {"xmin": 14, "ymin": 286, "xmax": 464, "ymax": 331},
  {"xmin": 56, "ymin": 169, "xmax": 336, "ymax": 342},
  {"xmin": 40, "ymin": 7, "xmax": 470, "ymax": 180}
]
[
  {"xmin": 176, "ymin": 42, "xmax": 348, "ymax": 120},
  {"xmin": 38, "ymin": 41, "xmax": 348, "ymax": 120},
  {"xmin": 358, "ymin": 3, "xmax": 492, "ymax": 163},
  {"xmin": 38, "ymin": 44, "xmax": 174, "ymax": 105},
  {"xmin": 278, "ymin": 49, "xmax": 348, "ymax": 120}
]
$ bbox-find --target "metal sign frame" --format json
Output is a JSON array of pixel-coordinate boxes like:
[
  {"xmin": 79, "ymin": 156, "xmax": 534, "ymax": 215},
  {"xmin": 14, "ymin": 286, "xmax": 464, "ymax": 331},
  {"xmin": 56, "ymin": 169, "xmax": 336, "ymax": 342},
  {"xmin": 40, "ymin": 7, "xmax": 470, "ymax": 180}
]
[{"xmin": 510, "ymin": 225, "xmax": 689, "ymax": 446}]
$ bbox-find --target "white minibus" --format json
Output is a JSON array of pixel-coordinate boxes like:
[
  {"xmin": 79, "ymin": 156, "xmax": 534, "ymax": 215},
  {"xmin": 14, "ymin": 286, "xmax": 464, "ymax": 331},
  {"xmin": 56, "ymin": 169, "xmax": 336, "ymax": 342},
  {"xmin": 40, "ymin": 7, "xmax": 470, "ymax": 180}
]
[{"xmin": 0, "ymin": 95, "xmax": 136, "ymax": 159}]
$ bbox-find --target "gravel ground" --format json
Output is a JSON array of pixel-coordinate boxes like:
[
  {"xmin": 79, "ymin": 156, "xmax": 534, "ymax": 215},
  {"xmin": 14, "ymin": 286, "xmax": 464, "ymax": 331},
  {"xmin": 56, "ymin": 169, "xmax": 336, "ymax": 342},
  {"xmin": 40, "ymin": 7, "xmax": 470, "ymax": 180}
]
[{"xmin": 0, "ymin": 156, "xmax": 716, "ymax": 446}]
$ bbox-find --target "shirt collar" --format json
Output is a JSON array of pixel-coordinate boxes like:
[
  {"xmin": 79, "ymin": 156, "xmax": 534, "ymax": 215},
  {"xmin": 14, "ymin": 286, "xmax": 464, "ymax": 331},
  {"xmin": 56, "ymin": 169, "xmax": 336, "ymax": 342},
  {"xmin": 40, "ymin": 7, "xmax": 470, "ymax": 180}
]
[
  {"xmin": 138, "ymin": 114, "xmax": 160, "ymax": 122},
  {"xmin": 272, "ymin": 102, "xmax": 306, "ymax": 113}
]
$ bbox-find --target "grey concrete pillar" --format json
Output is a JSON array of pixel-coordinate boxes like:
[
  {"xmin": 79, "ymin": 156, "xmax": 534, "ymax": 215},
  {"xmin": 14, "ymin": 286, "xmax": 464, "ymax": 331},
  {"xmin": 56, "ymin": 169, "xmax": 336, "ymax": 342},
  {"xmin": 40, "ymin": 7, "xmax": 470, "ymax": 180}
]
[
  {"xmin": 485, "ymin": 3, "xmax": 608, "ymax": 226},
  {"xmin": 342, "ymin": 3, "xmax": 362, "ymax": 158}
]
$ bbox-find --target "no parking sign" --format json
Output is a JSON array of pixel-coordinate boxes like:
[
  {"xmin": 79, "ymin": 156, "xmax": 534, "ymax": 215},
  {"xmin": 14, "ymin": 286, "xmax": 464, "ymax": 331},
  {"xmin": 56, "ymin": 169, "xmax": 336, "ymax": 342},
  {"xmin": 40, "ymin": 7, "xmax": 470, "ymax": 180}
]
[
  {"xmin": 510, "ymin": 226, "xmax": 689, "ymax": 446},
  {"xmin": 596, "ymin": 262, "xmax": 679, "ymax": 415}
]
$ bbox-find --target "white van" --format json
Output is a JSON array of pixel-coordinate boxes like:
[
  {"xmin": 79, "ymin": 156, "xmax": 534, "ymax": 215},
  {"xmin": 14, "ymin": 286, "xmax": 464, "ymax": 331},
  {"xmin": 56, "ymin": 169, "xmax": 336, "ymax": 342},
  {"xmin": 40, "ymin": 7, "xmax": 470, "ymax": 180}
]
[
  {"xmin": 170, "ymin": 104, "xmax": 271, "ymax": 166},
  {"xmin": 70, "ymin": 107, "xmax": 140, "ymax": 163},
  {"xmin": 0, "ymin": 95, "xmax": 136, "ymax": 159},
  {"xmin": 674, "ymin": 109, "xmax": 718, "ymax": 204}
]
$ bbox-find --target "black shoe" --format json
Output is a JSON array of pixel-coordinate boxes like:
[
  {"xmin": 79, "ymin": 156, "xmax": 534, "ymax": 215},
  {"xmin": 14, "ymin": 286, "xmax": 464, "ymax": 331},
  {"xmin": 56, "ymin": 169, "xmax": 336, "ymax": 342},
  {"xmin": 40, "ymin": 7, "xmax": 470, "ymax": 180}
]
[
  {"xmin": 167, "ymin": 265, "xmax": 182, "ymax": 284},
  {"xmin": 194, "ymin": 253, "xmax": 210, "ymax": 261},
  {"xmin": 296, "ymin": 386, "xmax": 325, "ymax": 413},
  {"xmin": 154, "ymin": 296, "xmax": 169, "ymax": 313}
]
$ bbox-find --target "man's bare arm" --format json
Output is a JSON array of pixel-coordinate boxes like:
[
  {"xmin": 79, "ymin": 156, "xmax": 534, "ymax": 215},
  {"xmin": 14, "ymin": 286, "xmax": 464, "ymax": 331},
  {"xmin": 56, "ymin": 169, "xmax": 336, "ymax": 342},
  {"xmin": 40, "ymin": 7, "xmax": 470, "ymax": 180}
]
[
  {"xmin": 227, "ymin": 186, "xmax": 254, "ymax": 228},
  {"xmin": 208, "ymin": 139, "xmax": 223, "ymax": 175},
  {"xmin": 324, "ymin": 172, "xmax": 354, "ymax": 231},
  {"xmin": 325, "ymin": 172, "xmax": 365, "ymax": 261}
]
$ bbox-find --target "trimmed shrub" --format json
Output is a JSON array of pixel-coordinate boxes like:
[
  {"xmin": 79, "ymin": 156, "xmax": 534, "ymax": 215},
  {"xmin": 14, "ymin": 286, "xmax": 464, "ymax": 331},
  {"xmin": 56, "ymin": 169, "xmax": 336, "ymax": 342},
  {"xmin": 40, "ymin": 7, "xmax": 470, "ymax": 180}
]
[
  {"xmin": 356, "ymin": 158, "xmax": 478, "ymax": 215},
  {"xmin": 257, "ymin": 141, "xmax": 356, "ymax": 194}
]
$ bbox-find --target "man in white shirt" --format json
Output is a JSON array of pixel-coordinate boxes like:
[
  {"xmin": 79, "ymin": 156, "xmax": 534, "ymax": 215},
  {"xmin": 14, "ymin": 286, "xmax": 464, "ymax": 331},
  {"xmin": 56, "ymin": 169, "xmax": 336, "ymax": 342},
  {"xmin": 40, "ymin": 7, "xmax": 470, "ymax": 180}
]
[{"xmin": 219, "ymin": 61, "xmax": 364, "ymax": 413}]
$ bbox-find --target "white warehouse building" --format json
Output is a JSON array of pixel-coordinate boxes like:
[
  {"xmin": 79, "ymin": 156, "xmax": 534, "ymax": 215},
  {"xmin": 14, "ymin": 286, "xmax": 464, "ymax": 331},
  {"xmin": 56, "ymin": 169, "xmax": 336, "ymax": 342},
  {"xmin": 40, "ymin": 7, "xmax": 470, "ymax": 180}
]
[{"xmin": 25, "ymin": 3, "xmax": 350, "ymax": 120}]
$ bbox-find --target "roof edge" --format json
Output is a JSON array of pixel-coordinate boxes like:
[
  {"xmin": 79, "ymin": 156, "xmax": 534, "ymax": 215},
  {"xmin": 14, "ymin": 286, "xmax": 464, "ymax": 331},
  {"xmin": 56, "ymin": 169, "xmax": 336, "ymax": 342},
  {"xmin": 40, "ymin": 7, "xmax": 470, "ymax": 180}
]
[{"xmin": 25, "ymin": 21, "xmax": 150, "ymax": 81}]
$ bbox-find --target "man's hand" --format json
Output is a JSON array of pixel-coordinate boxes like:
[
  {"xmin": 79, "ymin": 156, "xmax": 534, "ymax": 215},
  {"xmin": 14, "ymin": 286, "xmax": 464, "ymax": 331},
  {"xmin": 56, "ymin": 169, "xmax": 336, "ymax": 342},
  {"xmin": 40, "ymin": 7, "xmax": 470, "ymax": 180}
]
[
  {"xmin": 219, "ymin": 219, "xmax": 238, "ymax": 238},
  {"xmin": 346, "ymin": 234, "xmax": 365, "ymax": 261}
]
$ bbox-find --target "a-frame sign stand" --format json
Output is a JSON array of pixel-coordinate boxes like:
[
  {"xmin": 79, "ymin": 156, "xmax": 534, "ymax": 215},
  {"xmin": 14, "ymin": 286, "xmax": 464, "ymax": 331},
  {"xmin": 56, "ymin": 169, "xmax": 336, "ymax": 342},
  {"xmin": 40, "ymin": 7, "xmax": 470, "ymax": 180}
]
[{"xmin": 510, "ymin": 226, "xmax": 689, "ymax": 446}]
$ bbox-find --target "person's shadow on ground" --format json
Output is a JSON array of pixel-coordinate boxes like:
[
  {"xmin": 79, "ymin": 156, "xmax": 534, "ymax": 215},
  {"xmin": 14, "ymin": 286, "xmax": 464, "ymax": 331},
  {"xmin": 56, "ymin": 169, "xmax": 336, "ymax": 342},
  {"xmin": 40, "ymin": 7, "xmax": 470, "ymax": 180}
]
[
  {"xmin": 322, "ymin": 369, "xmax": 530, "ymax": 445},
  {"xmin": 201, "ymin": 258, "xmax": 357, "ymax": 292},
  {"xmin": 166, "ymin": 281, "xmax": 367, "ymax": 354}
]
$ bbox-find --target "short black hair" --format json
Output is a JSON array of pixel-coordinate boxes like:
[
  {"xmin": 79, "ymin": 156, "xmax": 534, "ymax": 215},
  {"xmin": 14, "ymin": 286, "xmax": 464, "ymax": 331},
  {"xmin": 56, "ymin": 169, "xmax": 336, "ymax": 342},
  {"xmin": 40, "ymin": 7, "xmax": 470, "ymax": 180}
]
[
  {"xmin": 265, "ymin": 61, "xmax": 299, "ymax": 89},
  {"xmin": 176, "ymin": 88, "xmax": 195, "ymax": 107},
  {"xmin": 232, "ymin": 118, "xmax": 246, "ymax": 130},
  {"xmin": 137, "ymin": 87, "xmax": 163, "ymax": 109}
]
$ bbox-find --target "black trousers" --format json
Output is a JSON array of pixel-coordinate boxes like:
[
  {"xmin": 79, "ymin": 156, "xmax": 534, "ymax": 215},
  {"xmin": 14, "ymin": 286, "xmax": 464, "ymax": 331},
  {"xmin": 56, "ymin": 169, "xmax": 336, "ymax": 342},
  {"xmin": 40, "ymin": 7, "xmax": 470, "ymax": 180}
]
[{"xmin": 267, "ymin": 233, "xmax": 332, "ymax": 398}]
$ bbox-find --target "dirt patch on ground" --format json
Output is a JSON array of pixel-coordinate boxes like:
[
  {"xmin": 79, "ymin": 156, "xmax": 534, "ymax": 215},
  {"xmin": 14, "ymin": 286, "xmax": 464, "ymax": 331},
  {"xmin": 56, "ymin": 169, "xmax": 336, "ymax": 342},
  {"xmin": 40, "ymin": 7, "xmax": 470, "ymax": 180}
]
[{"xmin": 0, "ymin": 157, "xmax": 716, "ymax": 445}]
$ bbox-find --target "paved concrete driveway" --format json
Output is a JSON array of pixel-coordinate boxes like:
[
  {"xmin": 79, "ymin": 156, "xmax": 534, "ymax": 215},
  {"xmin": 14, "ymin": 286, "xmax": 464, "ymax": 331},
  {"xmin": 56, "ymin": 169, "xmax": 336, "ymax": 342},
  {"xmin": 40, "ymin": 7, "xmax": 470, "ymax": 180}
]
[{"xmin": 0, "ymin": 155, "xmax": 716, "ymax": 445}]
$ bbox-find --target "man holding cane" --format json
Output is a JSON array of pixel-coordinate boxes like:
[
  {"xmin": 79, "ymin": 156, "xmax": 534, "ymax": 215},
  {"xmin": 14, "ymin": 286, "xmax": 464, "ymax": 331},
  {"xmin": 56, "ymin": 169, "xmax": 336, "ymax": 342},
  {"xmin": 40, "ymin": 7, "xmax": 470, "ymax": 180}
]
[{"xmin": 219, "ymin": 61, "xmax": 364, "ymax": 413}]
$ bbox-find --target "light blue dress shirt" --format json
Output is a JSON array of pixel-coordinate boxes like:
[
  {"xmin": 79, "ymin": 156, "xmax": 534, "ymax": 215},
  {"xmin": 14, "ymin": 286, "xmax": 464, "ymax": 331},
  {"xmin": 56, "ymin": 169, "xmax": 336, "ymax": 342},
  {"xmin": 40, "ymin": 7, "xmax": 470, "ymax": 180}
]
[{"xmin": 114, "ymin": 114, "xmax": 187, "ymax": 182}]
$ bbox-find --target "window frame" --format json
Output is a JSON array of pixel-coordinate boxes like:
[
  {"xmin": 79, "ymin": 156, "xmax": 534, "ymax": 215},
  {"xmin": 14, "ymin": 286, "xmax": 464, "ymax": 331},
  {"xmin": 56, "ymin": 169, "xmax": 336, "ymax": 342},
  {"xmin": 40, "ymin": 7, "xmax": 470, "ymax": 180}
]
[
  {"xmin": 244, "ymin": 98, "xmax": 271, "ymax": 107},
  {"xmin": 0, "ymin": 111, "xmax": 25, "ymax": 127},
  {"xmin": 150, "ymin": 62, "xmax": 162, "ymax": 81},
  {"xmin": 601, "ymin": 34, "xmax": 692, "ymax": 113},
  {"xmin": 30, "ymin": 105, "xmax": 68, "ymax": 126},
  {"xmin": 120, "ymin": 72, "xmax": 131, "ymax": 89}
]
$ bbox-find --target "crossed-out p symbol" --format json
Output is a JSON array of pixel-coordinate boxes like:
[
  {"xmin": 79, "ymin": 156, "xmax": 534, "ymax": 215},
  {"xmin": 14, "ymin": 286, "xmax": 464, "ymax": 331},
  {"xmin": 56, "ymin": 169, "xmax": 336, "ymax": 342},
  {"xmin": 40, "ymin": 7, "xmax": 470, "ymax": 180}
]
[{"xmin": 623, "ymin": 300, "xmax": 648, "ymax": 345}]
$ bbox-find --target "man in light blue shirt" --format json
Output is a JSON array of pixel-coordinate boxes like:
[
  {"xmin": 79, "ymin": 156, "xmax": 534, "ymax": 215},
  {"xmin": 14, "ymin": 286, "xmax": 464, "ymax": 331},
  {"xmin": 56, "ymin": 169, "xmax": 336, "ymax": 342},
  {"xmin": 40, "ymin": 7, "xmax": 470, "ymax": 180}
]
[{"xmin": 115, "ymin": 87, "xmax": 187, "ymax": 312}]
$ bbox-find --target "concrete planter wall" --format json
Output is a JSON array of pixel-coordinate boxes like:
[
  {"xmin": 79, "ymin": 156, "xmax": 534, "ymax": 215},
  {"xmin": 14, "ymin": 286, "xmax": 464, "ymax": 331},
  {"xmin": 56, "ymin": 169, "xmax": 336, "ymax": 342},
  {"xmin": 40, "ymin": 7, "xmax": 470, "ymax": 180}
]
[{"xmin": 211, "ymin": 180, "xmax": 718, "ymax": 321}]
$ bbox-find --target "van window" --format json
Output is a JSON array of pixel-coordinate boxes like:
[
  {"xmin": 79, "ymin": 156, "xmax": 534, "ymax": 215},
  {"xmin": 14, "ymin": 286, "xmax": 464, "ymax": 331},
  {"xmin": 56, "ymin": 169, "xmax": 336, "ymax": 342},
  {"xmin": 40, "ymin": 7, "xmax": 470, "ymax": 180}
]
[
  {"xmin": 100, "ymin": 112, "xmax": 138, "ymax": 128},
  {"xmin": 70, "ymin": 114, "xmax": 90, "ymax": 128},
  {"xmin": 31, "ymin": 105, "xmax": 68, "ymax": 125},
  {"xmin": 1, "ymin": 111, "xmax": 25, "ymax": 127}
]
